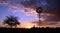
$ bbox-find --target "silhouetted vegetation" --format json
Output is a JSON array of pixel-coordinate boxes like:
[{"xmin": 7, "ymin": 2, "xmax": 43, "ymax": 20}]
[
  {"xmin": 3, "ymin": 15, "xmax": 20, "ymax": 28},
  {"xmin": 0, "ymin": 27, "xmax": 60, "ymax": 32}
]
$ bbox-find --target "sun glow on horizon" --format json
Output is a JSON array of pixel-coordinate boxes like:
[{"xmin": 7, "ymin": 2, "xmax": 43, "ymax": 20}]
[
  {"xmin": 24, "ymin": 23, "xmax": 34, "ymax": 29},
  {"xmin": 25, "ymin": 25, "xmax": 33, "ymax": 29},
  {"xmin": 17, "ymin": 22, "xmax": 34, "ymax": 28}
]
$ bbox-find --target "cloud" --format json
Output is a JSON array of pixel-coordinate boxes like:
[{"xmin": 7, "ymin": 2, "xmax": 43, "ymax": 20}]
[
  {"xmin": 0, "ymin": 1, "xmax": 36, "ymax": 16},
  {"xmin": 0, "ymin": 0, "xmax": 60, "ymax": 21},
  {"xmin": 0, "ymin": 1, "xmax": 11, "ymax": 5},
  {"xmin": 31, "ymin": 21, "xmax": 60, "ymax": 27},
  {"xmin": 0, "ymin": 0, "xmax": 56, "ymax": 17},
  {"xmin": 8, "ymin": 3, "xmax": 37, "ymax": 16}
]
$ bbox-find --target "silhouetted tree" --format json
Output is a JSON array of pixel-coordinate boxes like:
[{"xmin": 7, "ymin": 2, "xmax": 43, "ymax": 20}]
[{"xmin": 3, "ymin": 15, "xmax": 20, "ymax": 28}]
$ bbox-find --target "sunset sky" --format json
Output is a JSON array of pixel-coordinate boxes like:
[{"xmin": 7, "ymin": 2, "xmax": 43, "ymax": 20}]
[{"xmin": 0, "ymin": 0, "xmax": 60, "ymax": 28}]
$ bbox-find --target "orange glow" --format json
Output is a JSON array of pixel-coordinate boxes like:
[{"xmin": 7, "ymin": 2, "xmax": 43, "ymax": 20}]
[
  {"xmin": 17, "ymin": 22, "xmax": 34, "ymax": 28},
  {"xmin": 25, "ymin": 25, "xmax": 33, "ymax": 29},
  {"xmin": 25, "ymin": 23, "xmax": 34, "ymax": 29}
]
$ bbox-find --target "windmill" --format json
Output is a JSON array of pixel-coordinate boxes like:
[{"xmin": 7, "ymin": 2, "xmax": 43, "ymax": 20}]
[{"xmin": 36, "ymin": 7, "xmax": 43, "ymax": 27}]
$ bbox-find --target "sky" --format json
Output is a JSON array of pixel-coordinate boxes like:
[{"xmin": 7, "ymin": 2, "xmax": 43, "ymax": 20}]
[{"xmin": 0, "ymin": 0, "xmax": 60, "ymax": 28}]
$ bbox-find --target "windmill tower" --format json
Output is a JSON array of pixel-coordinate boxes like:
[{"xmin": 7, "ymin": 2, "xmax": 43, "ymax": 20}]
[{"xmin": 36, "ymin": 7, "xmax": 43, "ymax": 27}]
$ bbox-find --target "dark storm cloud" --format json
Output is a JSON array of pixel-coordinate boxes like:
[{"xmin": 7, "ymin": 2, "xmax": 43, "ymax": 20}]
[
  {"xmin": 45, "ymin": 0, "xmax": 60, "ymax": 21},
  {"xmin": 21, "ymin": 0, "xmax": 60, "ymax": 17},
  {"xmin": 45, "ymin": 0, "xmax": 60, "ymax": 14},
  {"xmin": 21, "ymin": 0, "xmax": 48, "ymax": 8},
  {"xmin": 21, "ymin": 0, "xmax": 36, "ymax": 6}
]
